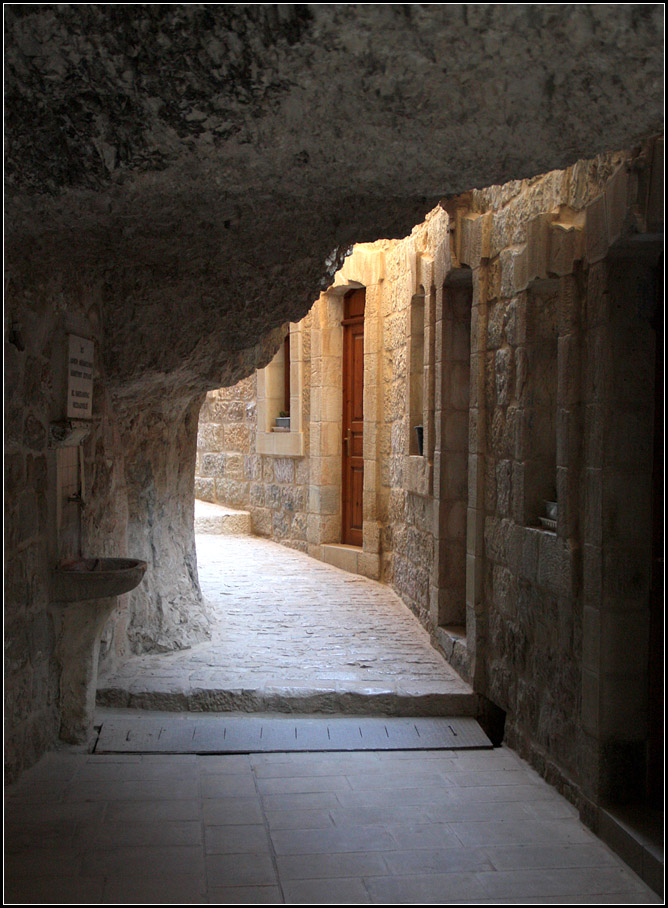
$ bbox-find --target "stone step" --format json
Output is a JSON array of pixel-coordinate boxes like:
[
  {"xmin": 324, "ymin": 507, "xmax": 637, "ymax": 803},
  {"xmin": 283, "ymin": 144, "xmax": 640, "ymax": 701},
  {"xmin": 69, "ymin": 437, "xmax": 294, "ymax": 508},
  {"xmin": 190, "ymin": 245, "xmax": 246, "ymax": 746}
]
[
  {"xmin": 97, "ymin": 682, "xmax": 478, "ymax": 719},
  {"xmin": 194, "ymin": 499, "xmax": 251, "ymax": 535}
]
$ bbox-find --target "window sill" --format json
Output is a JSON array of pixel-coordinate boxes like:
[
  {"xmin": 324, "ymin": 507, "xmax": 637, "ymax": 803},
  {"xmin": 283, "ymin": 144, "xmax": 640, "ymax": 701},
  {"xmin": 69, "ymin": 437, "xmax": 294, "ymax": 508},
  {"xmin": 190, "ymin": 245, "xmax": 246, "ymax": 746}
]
[{"xmin": 256, "ymin": 430, "xmax": 305, "ymax": 457}]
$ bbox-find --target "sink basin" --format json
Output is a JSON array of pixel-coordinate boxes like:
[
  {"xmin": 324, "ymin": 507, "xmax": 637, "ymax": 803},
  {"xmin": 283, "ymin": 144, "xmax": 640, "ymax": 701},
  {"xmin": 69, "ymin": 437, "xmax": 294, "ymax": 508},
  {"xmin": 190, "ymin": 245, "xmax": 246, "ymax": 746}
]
[{"xmin": 53, "ymin": 557, "xmax": 147, "ymax": 602}]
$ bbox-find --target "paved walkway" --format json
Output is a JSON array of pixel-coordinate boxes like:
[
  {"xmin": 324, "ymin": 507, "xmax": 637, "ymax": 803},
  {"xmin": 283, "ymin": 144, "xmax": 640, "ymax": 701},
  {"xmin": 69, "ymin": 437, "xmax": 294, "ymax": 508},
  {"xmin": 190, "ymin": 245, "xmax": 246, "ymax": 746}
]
[
  {"xmin": 98, "ymin": 534, "xmax": 474, "ymax": 715},
  {"xmin": 5, "ymin": 745, "xmax": 658, "ymax": 903}
]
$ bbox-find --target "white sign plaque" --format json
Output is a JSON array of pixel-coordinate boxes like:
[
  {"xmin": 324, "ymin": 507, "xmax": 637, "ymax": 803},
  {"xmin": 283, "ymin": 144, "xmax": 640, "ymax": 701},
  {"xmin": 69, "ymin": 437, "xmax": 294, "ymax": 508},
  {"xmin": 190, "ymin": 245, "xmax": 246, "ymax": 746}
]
[{"xmin": 67, "ymin": 334, "xmax": 94, "ymax": 420}]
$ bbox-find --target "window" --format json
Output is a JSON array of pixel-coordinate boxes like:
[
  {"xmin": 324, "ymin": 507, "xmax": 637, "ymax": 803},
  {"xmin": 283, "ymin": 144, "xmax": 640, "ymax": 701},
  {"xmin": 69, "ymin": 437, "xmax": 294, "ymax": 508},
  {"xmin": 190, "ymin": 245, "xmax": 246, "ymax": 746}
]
[
  {"xmin": 256, "ymin": 325, "xmax": 305, "ymax": 456},
  {"xmin": 409, "ymin": 288, "xmax": 426, "ymax": 454}
]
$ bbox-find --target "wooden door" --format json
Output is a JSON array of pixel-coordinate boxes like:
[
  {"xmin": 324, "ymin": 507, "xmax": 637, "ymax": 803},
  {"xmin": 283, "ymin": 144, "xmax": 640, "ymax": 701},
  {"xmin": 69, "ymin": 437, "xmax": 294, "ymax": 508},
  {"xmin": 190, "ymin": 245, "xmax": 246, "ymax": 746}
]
[{"xmin": 342, "ymin": 289, "xmax": 365, "ymax": 546}]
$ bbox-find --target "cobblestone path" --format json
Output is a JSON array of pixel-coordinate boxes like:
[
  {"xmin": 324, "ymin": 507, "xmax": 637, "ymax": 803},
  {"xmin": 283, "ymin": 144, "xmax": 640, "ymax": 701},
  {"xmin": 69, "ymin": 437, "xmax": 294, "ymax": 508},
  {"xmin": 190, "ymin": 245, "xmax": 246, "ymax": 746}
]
[{"xmin": 98, "ymin": 535, "xmax": 475, "ymax": 715}]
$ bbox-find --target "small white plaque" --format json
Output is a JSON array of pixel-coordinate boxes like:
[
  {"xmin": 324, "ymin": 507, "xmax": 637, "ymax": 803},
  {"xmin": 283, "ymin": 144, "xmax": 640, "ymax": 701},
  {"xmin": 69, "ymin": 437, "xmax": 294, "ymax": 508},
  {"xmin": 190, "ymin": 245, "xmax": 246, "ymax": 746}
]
[{"xmin": 67, "ymin": 334, "xmax": 94, "ymax": 420}]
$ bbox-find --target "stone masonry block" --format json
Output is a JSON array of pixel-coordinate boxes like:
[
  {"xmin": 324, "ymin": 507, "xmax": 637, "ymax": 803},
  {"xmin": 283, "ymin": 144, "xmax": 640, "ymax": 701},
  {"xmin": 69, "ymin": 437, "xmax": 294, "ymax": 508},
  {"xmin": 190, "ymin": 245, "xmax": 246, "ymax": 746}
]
[
  {"xmin": 224, "ymin": 423, "xmax": 250, "ymax": 453},
  {"xmin": 500, "ymin": 245, "xmax": 528, "ymax": 296},
  {"xmin": 251, "ymin": 508, "xmax": 272, "ymax": 536},
  {"xmin": 224, "ymin": 453, "xmax": 244, "ymax": 481},
  {"xmin": 584, "ymin": 194, "xmax": 609, "ymax": 264},
  {"xmin": 604, "ymin": 163, "xmax": 630, "ymax": 246},
  {"xmin": 194, "ymin": 478, "xmax": 215, "ymax": 502},
  {"xmin": 537, "ymin": 532, "xmax": 572, "ymax": 597},
  {"xmin": 548, "ymin": 223, "xmax": 583, "ymax": 277},
  {"xmin": 197, "ymin": 423, "xmax": 224, "ymax": 452},
  {"xmin": 526, "ymin": 212, "xmax": 551, "ymax": 283},
  {"xmin": 273, "ymin": 458, "xmax": 295, "ymax": 484},
  {"xmin": 200, "ymin": 453, "xmax": 226, "ymax": 478}
]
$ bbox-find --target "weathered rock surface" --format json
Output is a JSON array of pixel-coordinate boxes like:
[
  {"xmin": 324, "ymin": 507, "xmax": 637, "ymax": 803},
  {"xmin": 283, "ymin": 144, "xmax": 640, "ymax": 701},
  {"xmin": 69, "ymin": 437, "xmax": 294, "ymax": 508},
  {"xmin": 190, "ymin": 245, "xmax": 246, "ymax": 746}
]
[{"xmin": 6, "ymin": 5, "xmax": 663, "ymax": 395}]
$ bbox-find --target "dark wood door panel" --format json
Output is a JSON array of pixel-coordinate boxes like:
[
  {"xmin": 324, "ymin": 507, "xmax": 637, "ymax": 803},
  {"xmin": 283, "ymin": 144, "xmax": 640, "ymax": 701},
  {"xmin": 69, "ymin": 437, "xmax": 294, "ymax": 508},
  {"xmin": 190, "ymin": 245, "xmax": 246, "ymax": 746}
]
[{"xmin": 342, "ymin": 289, "xmax": 365, "ymax": 547}]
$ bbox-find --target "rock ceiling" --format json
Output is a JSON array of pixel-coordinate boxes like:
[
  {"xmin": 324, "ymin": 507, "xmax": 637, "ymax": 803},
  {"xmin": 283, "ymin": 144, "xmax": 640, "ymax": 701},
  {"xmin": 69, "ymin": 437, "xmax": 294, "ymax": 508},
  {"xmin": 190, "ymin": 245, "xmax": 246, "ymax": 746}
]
[{"xmin": 5, "ymin": 4, "xmax": 663, "ymax": 396}]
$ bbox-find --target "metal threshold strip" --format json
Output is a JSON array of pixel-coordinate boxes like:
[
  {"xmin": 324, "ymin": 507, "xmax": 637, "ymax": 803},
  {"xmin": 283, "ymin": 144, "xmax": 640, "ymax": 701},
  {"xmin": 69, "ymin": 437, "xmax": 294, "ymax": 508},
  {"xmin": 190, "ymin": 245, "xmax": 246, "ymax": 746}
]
[{"xmin": 94, "ymin": 716, "xmax": 492, "ymax": 754}]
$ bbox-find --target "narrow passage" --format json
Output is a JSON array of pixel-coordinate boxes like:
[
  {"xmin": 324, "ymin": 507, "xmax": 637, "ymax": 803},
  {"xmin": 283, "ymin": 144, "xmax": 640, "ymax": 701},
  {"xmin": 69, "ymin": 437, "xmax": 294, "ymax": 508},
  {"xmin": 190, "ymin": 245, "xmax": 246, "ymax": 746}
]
[{"xmin": 98, "ymin": 534, "xmax": 474, "ymax": 715}]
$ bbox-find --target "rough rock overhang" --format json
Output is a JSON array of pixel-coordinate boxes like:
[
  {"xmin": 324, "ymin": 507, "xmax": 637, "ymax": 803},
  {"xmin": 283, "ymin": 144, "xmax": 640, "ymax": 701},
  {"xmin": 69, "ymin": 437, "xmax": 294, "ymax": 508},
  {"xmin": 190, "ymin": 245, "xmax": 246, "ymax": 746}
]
[{"xmin": 5, "ymin": 4, "xmax": 664, "ymax": 396}]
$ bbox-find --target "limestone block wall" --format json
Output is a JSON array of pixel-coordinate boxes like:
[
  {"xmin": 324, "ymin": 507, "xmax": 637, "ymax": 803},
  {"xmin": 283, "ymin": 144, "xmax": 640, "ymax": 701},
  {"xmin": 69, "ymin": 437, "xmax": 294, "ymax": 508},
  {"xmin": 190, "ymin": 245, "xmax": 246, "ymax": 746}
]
[
  {"xmin": 193, "ymin": 138, "xmax": 663, "ymax": 816},
  {"xmin": 195, "ymin": 376, "xmax": 256, "ymax": 509},
  {"xmin": 195, "ymin": 314, "xmax": 312, "ymax": 550},
  {"xmin": 455, "ymin": 138, "xmax": 663, "ymax": 809}
]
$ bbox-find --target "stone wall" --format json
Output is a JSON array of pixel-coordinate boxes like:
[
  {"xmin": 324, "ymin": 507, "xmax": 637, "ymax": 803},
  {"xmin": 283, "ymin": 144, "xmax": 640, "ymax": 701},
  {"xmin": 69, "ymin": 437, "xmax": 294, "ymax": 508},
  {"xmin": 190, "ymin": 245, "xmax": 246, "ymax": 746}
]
[
  {"xmin": 195, "ymin": 377, "xmax": 256, "ymax": 510},
  {"xmin": 193, "ymin": 139, "xmax": 663, "ymax": 813},
  {"xmin": 195, "ymin": 313, "xmax": 312, "ymax": 550}
]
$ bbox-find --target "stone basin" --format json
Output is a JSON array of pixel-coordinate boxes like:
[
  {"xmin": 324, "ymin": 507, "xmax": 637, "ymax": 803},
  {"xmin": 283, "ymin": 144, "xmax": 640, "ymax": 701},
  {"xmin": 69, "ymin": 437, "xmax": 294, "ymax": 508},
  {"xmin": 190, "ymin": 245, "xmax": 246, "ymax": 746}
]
[{"xmin": 53, "ymin": 558, "xmax": 147, "ymax": 603}]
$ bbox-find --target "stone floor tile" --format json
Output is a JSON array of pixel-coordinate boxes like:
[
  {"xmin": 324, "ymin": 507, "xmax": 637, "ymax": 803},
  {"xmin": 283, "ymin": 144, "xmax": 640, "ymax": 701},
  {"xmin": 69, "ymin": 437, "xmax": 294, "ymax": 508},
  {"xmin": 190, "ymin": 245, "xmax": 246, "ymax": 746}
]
[
  {"xmin": 202, "ymin": 796, "xmax": 264, "ymax": 825},
  {"xmin": 483, "ymin": 843, "xmax": 623, "ymax": 871},
  {"xmin": 365, "ymin": 870, "xmax": 488, "ymax": 903},
  {"xmin": 384, "ymin": 823, "xmax": 467, "ymax": 851},
  {"xmin": 380, "ymin": 846, "xmax": 496, "ymax": 876},
  {"xmin": 431, "ymin": 783, "xmax": 565, "ymax": 804},
  {"xmin": 524, "ymin": 797, "xmax": 580, "ymax": 820},
  {"xmin": 6, "ymin": 779, "xmax": 70, "ymax": 804},
  {"xmin": 201, "ymin": 772, "xmax": 257, "ymax": 798},
  {"xmin": 334, "ymin": 785, "xmax": 453, "ymax": 809},
  {"xmin": 77, "ymin": 758, "xmax": 194, "ymax": 782},
  {"xmin": 205, "ymin": 852, "xmax": 278, "ymax": 888},
  {"xmin": 525, "ymin": 893, "xmax": 663, "ymax": 904},
  {"xmin": 91, "ymin": 819, "xmax": 203, "ymax": 848},
  {"xmin": 5, "ymin": 875, "xmax": 105, "ymax": 904},
  {"xmin": 343, "ymin": 769, "xmax": 446, "ymax": 791},
  {"xmin": 261, "ymin": 791, "xmax": 341, "ymax": 812},
  {"xmin": 442, "ymin": 768, "xmax": 543, "ymax": 788},
  {"xmin": 271, "ymin": 824, "xmax": 396, "ymax": 856},
  {"xmin": 282, "ymin": 877, "xmax": 372, "ymax": 904},
  {"xmin": 66, "ymin": 778, "xmax": 200, "ymax": 802},
  {"xmin": 207, "ymin": 885, "xmax": 284, "ymax": 903},
  {"xmin": 103, "ymin": 874, "xmax": 208, "ymax": 903},
  {"xmin": 140, "ymin": 753, "xmax": 199, "ymax": 764},
  {"xmin": 447, "ymin": 747, "xmax": 526, "ymax": 770},
  {"xmin": 8, "ymin": 752, "xmax": 83, "ymax": 784},
  {"xmin": 449, "ymin": 817, "xmax": 598, "ymax": 848},
  {"xmin": 476, "ymin": 866, "xmax": 655, "ymax": 900},
  {"xmin": 264, "ymin": 807, "xmax": 337, "ymax": 831},
  {"xmin": 198, "ymin": 754, "xmax": 252, "ymax": 774},
  {"xmin": 5, "ymin": 847, "xmax": 84, "ymax": 879},
  {"xmin": 205, "ymin": 824, "xmax": 271, "ymax": 854},
  {"xmin": 276, "ymin": 851, "xmax": 389, "ymax": 880},
  {"xmin": 255, "ymin": 774, "xmax": 352, "ymax": 796},
  {"xmin": 329, "ymin": 804, "xmax": 442, "ymax": 829},
  {"xmin": 104, "ymin": 798, "xmax": 201, "ymax": 823},
  {"xmin": 252, "ymin": 752, "xmax": 383, "ymax": 777},
  {"xmin": 81, "ymin": 844, "xmax": 205, "ymax": 878}
]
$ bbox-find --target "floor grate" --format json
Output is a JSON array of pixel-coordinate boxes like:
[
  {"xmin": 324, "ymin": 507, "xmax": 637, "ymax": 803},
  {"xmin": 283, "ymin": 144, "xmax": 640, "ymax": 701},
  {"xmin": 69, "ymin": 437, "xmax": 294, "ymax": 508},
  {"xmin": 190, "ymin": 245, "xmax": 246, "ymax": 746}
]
[{"xmin": 94, "ymin": 716, "xmax": 492, "ymax": 754}]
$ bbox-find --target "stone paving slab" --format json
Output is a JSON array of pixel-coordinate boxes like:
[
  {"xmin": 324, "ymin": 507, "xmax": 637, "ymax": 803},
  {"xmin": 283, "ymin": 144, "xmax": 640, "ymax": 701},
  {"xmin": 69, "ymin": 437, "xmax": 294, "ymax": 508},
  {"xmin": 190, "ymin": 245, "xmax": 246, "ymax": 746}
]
[
  {"xmin": 95, "ymin": 715, "xmax": 492, "ymax": 753},
  {"xmin": 5, "ymin": 746, "xmax": 660, "ymax": 904},
  {"xmin": 98, "ymin": 534, "xmax": 475, "ymax": 715}
]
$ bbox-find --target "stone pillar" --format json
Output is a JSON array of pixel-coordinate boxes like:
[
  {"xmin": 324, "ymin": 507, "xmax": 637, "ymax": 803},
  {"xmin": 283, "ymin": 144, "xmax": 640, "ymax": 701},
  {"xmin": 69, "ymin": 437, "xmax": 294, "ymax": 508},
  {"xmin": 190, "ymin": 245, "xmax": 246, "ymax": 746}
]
[{"xmin": 111, "ymin": 394, "xmax": 212, "ymax": 656}]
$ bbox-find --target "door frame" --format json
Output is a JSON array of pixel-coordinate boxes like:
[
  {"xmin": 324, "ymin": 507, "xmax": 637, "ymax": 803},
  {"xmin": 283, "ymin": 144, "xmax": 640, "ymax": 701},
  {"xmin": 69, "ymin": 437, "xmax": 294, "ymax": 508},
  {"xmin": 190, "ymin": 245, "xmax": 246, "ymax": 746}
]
[{"xmin": 341, "ymin": 288, "xmax": 365, "ymax": 546}]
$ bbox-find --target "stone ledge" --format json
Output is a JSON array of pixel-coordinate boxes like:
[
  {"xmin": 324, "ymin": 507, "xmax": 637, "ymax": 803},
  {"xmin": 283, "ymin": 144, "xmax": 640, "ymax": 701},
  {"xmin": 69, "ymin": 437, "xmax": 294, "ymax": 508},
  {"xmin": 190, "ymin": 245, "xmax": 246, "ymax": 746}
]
[
  {"xmin": 256, "ymin": 430, "xmax": 305, "ymax": 457},
  {"xmin": 96, "ymin": 685, "xmax": 478, "ymax": 718}
]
